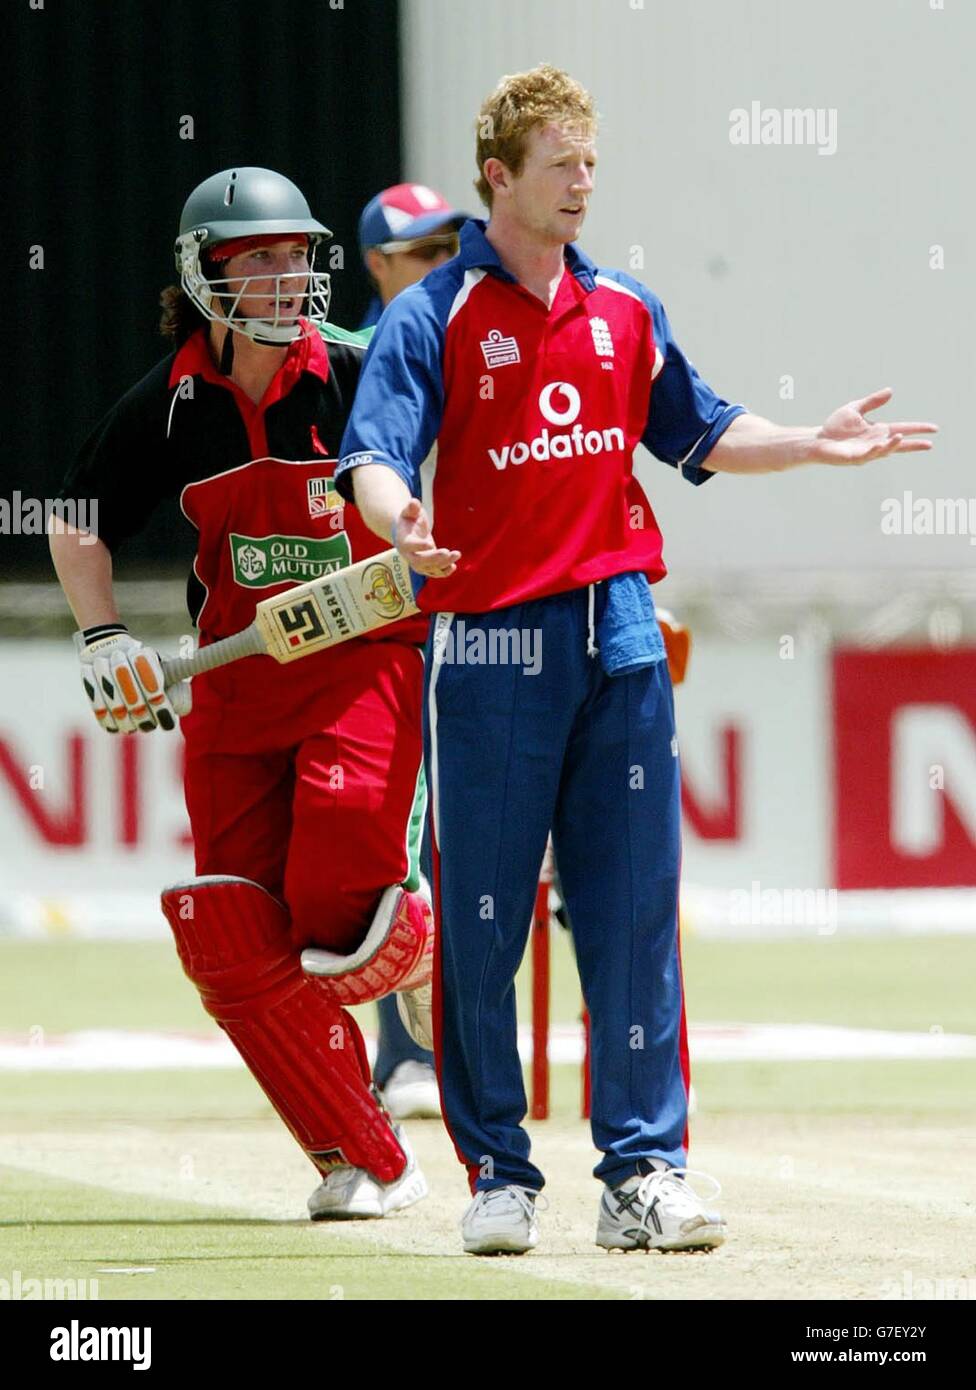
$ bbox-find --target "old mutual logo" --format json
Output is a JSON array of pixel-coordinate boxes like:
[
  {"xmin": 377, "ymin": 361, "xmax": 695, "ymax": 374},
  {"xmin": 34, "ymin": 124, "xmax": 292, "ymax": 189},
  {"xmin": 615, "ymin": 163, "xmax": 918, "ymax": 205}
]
[{"xmin": 230, "ymin": 532, "xmax": 352, "ymax": 588}]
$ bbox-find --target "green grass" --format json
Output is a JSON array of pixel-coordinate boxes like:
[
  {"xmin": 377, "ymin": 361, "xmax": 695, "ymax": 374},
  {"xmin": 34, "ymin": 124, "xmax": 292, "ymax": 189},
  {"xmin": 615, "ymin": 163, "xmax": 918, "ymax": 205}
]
[
  {"xmin": 691, "ymin": 1058, "xmax": 976, "ymax": 1114},
  {"xmin": 546, "ymin": 1058, "xmax": 976, "ymax": 1118},
  {"xmin": 5, "ymin": 1049, "xmax": 972, "ymax": 1138},
  {"xmin": 0, "ymin": 942, "xmax": 205, "ymax": 1034},
  {"xmin": 0, "ymin": 1167, "xmax": 609, "ymax": 1302},
  {"xmin": 0, "ymin": 1069, "xmax": 268, "ymax": 1124},
  {"xmin": 519, "ymin": 927, "xmax": 976, "ymax": 1034},
  {"xmin": 3, "ymin": 932, "xmax": 973, "ymax": 1037},
  {"xmin": 3, "ymin": 933, "xmax": 974, "ymax": 1139},
  {"xmin": 679, "ymin": 936, "xmax": 976, "ymax": 1035}
]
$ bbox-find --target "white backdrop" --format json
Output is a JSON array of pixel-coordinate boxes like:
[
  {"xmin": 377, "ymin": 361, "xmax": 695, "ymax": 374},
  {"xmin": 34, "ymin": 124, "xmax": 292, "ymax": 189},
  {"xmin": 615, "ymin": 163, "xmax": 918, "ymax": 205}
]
[{"xmin": 401, "ymin": 0, "xmax": 969, "ymax": 573}]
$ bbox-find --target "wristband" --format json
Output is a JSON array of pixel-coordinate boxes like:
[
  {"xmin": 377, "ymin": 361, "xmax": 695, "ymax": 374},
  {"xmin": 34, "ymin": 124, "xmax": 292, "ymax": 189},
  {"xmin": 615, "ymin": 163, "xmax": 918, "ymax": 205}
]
[{"xmin": 82, "ymin": 623, "xmax": 128, "ymax": 643}]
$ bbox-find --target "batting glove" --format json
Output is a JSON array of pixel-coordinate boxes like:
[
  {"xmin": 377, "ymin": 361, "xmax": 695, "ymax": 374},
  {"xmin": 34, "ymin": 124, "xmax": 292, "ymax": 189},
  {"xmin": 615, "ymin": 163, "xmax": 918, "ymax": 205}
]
[{"xmin": 75, "ymin": 624, "xmax": 188, "ymax": 733}]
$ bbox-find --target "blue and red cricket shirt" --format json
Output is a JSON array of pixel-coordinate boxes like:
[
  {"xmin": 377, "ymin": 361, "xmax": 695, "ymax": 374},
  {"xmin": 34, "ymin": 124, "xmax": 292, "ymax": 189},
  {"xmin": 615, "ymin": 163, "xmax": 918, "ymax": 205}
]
[{"xmin": 336, "ymin": 217, "xmax": 745, "ymax": 611}]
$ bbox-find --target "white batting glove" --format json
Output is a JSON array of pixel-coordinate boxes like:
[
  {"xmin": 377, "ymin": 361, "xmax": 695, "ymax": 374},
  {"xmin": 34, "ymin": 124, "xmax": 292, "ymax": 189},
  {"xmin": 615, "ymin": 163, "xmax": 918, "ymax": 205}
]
[{"xmin": 75, "ymin": 625, "xmax": 188, "ymax": 733}]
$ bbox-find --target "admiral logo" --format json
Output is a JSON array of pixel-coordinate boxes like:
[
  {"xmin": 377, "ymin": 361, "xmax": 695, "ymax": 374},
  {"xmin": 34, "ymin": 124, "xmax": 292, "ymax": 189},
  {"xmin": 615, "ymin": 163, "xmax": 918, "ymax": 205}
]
[
  {"xmin": 589, "ymin": 316, "xmax": 614, "ymax": 357},
  {"xmin": 480, "ymin": 328, "xmax": 520, "ymax": 369},
  {"xmin": 487, "ymin": 382, "xmax": 625, "ymax": 471},
  {"xmin": 230, "ymin": 533, "xmax": 351, "ymax": 588},
  {"xmin": 308, "ymin": 476, "xmax": 344, "ymax": 518}
]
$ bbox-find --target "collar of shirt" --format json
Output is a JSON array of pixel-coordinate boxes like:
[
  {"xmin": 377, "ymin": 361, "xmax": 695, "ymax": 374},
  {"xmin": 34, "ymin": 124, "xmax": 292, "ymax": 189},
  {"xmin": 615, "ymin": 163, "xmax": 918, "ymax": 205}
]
[
  {"xmin": 167, "ymin": 318, "xmax": 331, "ymax": 393},
  {"xmin": 458, "ymin": 217, "xmax": 599, "ymax": 293}
]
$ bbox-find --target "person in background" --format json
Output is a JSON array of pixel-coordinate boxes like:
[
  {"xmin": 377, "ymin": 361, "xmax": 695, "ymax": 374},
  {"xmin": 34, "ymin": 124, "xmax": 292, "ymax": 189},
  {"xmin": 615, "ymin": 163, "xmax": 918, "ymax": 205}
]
[
  {"xmin": 357, "ymin": 183, "xmax": 467, "ymax": 1121},
  {"xmin": 359, "ymin": 183, "xmax": 467, "ymax": 328}
]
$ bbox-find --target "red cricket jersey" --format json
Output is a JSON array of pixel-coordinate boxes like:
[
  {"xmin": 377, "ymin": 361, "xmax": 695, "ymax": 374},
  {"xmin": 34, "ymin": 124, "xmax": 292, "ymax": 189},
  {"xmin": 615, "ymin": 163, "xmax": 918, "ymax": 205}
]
[{"xmin": 338, "ymin": 220, "xmax": 744, "ymax": 614}]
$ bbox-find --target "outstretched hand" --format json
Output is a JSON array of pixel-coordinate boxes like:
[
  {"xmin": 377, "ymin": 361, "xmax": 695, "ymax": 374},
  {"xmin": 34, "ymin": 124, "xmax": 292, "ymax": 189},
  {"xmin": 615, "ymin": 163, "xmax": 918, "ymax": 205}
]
[
  {"xmin": 395, "ymin": 498, "xmax": 461, "ymax": 578},
  {"xmin": 814, "ymin": 388, "xmax": 937, "ymax": 466}
]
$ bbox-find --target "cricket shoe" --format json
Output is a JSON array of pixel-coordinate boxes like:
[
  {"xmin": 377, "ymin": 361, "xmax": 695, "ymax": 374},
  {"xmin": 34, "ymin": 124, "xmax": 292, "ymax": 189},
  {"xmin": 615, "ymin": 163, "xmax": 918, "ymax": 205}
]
[
  {"xmin": 462, "ymin": 1185, "xmax": 546, "ymax": 1256},
  {"xmin": 596, "ymin": 1167, "xmax": 726, "ymax": 1252},
  {"xmin": 381, "ymin": 1060, "xmax": 442, "ymax": 1120},
  {"xmin": 308, "ymin": 1125, "xmax": 428, "ymax": 1221}
]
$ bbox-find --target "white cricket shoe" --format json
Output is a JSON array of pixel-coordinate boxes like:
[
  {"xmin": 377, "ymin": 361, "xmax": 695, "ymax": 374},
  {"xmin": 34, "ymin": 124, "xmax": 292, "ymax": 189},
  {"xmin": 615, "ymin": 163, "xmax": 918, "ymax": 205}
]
[
  {"xmin": 461, "ymin": 1185, "xmax": 544, "ymax": 1256},
  {"xmin": 308, "ymin": 1126, "xmax": 428, "ymax": 1221},
  {"xmin": 596, "ymin": 1167, "xmax": 726, "ymax": 1252},
  {"xmin": 381, "ymin": 1060, "xmax": 442, "ymax": 1120},
  {"xmin": 396, "ymin": 979, "xmax": 433, "ymax": 1051}
]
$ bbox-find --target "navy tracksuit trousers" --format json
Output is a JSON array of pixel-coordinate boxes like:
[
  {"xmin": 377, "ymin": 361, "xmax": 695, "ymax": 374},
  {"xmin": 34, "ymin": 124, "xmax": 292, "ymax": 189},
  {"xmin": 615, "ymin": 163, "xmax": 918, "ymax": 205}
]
[{"xmin": 424, "ymin": 583, "xmax": 690, "ymax": 1192}]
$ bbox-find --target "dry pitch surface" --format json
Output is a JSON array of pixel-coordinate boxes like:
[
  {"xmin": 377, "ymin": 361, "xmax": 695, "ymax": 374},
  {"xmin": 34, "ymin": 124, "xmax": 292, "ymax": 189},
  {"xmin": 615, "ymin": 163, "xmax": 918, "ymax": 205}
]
[{"xmin": 3, "ymin": 1086, "xmax": 974, "ymax": 1301}]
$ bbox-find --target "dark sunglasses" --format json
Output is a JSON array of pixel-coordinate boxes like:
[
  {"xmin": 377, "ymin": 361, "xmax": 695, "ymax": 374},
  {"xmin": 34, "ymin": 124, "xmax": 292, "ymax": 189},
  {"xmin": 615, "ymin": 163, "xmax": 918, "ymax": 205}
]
[{"xmin": 378, "ymin": 233, "xmax": 460, "ymax": 262}]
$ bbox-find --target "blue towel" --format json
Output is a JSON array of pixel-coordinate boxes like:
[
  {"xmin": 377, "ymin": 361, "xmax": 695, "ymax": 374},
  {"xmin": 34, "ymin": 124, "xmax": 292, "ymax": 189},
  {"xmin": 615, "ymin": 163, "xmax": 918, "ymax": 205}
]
[{"xmin": 597, "ymin": 572, "xmax": 666, "ymax": 676}]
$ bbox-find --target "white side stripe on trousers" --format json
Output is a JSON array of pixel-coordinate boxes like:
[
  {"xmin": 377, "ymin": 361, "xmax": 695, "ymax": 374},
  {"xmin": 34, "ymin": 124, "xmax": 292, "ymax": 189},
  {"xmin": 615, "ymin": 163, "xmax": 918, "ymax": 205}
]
[{"xmin": 427, "ymin": 611, "xmax": 456, "ymax": 849}]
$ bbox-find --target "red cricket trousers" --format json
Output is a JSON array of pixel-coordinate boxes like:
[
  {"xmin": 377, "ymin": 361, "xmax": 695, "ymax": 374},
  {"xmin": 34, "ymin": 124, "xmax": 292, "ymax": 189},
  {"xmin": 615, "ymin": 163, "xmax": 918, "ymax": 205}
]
[{"xmin": 181, "ymin": 636, "xmax": 426, "ymax": 952}]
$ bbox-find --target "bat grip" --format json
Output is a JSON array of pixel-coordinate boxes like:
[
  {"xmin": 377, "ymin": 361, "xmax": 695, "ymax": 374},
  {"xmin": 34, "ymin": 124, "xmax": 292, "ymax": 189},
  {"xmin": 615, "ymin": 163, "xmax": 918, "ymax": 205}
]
[{"xmin": 160, "ymin": 624, "xmax": 265, "ymax": 715}]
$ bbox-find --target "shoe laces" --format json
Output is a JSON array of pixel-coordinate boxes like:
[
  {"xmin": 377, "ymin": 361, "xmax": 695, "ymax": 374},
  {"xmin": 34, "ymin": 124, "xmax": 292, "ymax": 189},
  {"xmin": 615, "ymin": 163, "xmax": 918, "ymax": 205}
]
[
  {"xmin": 471, "ymin": 1185, "xmax": 547, "ymax": 1219},
  {"xmin": 634, "ymin": 1167, "xmax": 722, "ymax": 1229}
]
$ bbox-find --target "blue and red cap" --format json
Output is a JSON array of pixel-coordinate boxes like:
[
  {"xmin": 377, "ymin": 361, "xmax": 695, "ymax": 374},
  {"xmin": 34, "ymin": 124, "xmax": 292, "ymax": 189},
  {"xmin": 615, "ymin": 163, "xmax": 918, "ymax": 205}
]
[{"xmin": 359, "ymin": 183, "xmax": 467, "ymax": 257}]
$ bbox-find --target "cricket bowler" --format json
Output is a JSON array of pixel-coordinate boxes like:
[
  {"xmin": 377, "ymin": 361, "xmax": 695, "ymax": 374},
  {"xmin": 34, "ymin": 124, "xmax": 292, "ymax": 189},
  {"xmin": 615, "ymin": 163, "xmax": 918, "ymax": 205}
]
[{"xmin": 335, "ymin": 66, "xmax": 937, "ymax": 1255}]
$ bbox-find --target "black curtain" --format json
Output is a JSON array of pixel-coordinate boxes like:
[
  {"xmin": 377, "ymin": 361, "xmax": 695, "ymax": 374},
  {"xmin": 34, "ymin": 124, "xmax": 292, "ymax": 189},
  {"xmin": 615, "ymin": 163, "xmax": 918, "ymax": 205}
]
[{"xmin": 6, "ymin": 0, "xmax": 401, "ymax": 576}]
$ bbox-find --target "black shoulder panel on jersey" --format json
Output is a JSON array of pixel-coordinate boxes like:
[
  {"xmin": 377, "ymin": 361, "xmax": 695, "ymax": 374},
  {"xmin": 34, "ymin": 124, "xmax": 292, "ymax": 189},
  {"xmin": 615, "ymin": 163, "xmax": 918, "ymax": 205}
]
[
  {"xmin": 322, "ymin": 340, "xmax": 366, "ymax": 421},
  {"xmin": 56, "ymin": 355, "xmax": 179, "ymax": 553}
]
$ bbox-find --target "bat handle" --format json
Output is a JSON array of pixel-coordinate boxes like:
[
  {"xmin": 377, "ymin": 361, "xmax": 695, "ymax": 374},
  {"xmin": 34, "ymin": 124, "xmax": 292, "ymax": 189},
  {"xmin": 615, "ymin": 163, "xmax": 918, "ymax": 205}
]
[{"xmin": 160, "ymin": 623, "xmax": 265, "ymax": 715}]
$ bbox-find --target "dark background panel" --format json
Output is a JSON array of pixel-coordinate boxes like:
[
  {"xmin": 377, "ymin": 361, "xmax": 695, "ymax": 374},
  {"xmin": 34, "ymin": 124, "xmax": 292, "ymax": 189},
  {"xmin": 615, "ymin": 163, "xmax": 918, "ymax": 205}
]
[{"xmin": 6, "ymin": 0, "xmax": 401, "ymax": 577}]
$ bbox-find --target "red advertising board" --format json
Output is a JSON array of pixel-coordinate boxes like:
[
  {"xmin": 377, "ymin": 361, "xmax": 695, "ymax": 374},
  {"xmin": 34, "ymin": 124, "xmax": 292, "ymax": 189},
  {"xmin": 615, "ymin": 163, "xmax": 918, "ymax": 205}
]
[{"xmin": 833, "ymin": 648, "xmax": 976, "ymax": 888}]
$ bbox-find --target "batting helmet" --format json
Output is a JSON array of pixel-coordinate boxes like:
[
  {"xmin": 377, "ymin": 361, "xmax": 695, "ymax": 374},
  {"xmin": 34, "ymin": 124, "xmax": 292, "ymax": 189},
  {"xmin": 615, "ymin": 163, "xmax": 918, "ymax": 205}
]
[{"xmin": 175, "ymin": 167, "xmax": 332, "ymax": 344}]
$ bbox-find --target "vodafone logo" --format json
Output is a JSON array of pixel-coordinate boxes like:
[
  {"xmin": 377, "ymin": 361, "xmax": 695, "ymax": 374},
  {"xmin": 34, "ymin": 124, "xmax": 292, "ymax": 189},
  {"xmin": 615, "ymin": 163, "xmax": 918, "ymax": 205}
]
[
  {"xmin": 538, "ymin": 381, "xmax": 581, "ymax": 427},
  {"xmin": 487, "ymin": 380, "xmax": 625, "ymax": 472}
]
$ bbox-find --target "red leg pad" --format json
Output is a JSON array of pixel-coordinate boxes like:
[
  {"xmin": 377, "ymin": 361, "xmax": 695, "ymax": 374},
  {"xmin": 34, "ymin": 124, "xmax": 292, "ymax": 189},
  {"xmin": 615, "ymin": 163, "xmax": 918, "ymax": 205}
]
[{"xmin": 160, "ymin": 875, "xmax": 406, "ymax": 1183}]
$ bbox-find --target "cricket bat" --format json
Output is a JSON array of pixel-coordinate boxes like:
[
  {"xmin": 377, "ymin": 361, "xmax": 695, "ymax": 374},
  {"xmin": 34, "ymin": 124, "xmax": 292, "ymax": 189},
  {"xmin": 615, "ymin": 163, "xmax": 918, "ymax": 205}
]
[{"xmin": 160, "ymin": 548, "xmax": 419, "ymax": 714}]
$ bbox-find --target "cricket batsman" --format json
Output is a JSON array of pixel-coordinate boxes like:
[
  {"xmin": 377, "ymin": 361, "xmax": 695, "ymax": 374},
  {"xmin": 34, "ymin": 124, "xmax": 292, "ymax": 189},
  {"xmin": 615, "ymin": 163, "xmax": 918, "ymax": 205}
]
[
  {"xmin": 335, "ymin": 66, "xmax": 937, "ymax": 1255},
  {"xmin": 49, "ymin": 167, "xmax": 435, "ymax": 1221}
]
